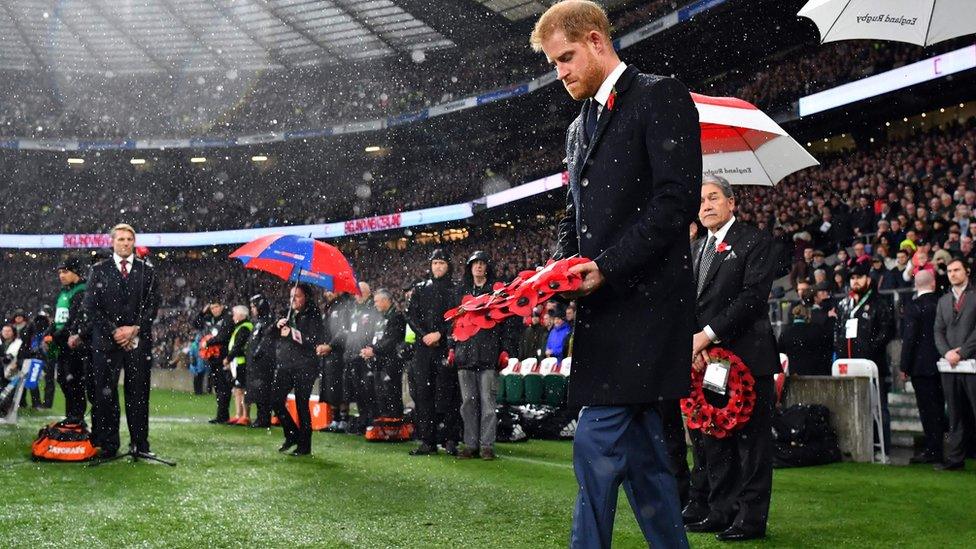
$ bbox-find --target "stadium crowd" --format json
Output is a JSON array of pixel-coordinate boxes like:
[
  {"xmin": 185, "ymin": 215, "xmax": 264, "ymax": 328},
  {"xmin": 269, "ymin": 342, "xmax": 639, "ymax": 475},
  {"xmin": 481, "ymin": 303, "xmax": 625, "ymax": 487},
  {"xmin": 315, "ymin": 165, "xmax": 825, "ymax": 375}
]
[{"xmin": 0, "ymin": 0, "xmax": 964, "ymax": 141}]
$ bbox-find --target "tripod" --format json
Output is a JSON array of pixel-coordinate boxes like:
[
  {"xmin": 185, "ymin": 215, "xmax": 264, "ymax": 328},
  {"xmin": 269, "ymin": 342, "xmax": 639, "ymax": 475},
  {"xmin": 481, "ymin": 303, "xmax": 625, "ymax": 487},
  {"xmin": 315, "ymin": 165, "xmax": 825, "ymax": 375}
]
[{"xmin": 88, "ymin": 446, "xmax": 177, "ymax": 467}]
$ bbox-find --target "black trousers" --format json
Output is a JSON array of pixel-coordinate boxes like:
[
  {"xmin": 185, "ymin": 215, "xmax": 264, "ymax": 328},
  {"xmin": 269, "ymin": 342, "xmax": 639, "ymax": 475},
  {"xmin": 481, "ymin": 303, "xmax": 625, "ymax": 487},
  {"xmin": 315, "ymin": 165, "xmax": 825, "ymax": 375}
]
[
  {"xmin": 658, "ymin": 399, "xmax": 690, "ymax": 509},
  {"xmin": 246, "ymin": 358, "xmax": 275, "ymax": 426},
  {"xmin": 409, "ymin": 346, "xmax": 460, "ymax": 445},
  {"xmin": 57, "ymin": 350, "xmax": 88, "ymax": 420},
  {"xmin": 192, "ymin": 371, "xmax": 208, "ymax": 395},
  {"xmin": 374, "ymin": 358, "xmax": 403, "ymax": 418},
  {"xmin": 689, "ymin": 375, "xmax": 774, "ymax": 531},
  {"xmin": 273, "ymin": 361, "xmax": 317, "ymax": 452},
  {"xmin": 209, "ymin": 361, "xmax": 231, "ymax": 421},
  {"xmin": 345, "ymin": 357, "xmax": 377, "ymax": 425},
  {"xmin": 88, "ymin": 347, "xmax": 152, "ymax": 454},
  {"xmin": 320, "ymin": 355, "xmax": 346, "ymax": 407},
  {"xmin": 911, "ymin": 375, "xmax": 946, "ymax": 458},
  {"xmin": 942, "ymin": 372, "xmax": 976, "ymax": 465}
]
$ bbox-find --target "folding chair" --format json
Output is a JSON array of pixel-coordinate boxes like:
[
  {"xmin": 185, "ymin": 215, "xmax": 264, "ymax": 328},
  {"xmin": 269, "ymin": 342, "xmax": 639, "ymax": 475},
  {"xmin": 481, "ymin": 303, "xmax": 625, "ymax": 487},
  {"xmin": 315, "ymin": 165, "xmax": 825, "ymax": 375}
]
[
  {"xmin": 497, "ymin": 357, "xmax": 521, "ymax": 404},
  {"xmin": 0, "ymin": 374, "xmax": 28, "ymax": 425},
  {"xmin": 504, "ymin": 358, "xmax": 533, "ymax": 405},
  {"xmin": 525, "ymin": 358, "xmax": 555, "ymax": 405},
  {"xmin": 832, "ymin": 358, "xmax": 886, "ymax": 463},
  {"xmin": 543, "ymin": 357, "xmax": 571, "ymax": 407}
]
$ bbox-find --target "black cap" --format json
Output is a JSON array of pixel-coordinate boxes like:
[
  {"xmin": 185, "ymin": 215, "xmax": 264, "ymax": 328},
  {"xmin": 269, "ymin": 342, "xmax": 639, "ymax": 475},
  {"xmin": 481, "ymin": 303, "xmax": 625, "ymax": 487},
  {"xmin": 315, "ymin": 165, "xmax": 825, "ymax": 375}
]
[
  {"xmin": 466, "ymin": 250, "xmax": 490, "ymax": 265},
  {"xmin": 429, "ymin": 248, "xmax": 450, "ymax": 262},
  {"xmin": 551, "ymin": 303, "xmax": 568, "ymax": 320},
  {"xmin": 813, "ymin": 281, "xmax": 832, "ymax": 293},
  {"xmin": 57, "ymin": 255, "xmax": 85, "ymax": 275}
]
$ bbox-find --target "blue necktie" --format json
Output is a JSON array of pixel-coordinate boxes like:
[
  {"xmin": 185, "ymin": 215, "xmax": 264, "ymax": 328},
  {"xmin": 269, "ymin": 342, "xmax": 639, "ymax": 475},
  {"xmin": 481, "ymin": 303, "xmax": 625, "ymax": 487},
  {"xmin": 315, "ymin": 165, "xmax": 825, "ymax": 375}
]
[{"xmin": 584, "ymin": 98, "xmax": 599, "ymax": 143}]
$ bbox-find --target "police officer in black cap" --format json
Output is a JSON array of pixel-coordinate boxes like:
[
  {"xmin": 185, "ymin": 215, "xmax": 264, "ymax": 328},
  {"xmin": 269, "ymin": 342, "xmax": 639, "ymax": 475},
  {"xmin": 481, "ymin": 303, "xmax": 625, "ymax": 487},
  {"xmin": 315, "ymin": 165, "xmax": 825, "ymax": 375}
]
[
  {"xmin": 405, "ymin": 248, "xmax": 459, "ymax": 455},
  {"xmin": 193, "ymin": 295, "xmax": 235, "ymax": 424},
  {"xmin": 49, "ymin": 255, "xmax": 89, "ymax": 419},
  {"xmin": 246, "ymin": 293, "xmax": 276, "ymax": 428}
]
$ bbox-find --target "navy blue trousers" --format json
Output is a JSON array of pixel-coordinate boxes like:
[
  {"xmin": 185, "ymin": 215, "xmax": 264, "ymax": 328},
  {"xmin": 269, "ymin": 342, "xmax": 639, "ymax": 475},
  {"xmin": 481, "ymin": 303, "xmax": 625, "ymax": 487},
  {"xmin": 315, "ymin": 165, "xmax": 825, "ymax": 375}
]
[{"xmin": 570, "ymin": 405, "xmax": 688, "ymax": 549}]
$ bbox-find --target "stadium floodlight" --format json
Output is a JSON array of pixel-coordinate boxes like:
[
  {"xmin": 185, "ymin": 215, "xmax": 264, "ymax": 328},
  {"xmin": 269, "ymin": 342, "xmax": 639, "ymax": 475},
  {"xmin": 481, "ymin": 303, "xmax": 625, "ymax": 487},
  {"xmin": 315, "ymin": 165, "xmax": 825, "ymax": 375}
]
[
  {"xmin": 251, "ymin": 155, "xmax": 268, "ymax": 162},
  {"xmin": 190, "ymin": 157, "xmax": 207, "ymax": 163},
  {"xmin": 130, "ymin": 158, "xmax": 146, "ymax": 165},
  {"xmin": 365, "ymin": 146, "xmax": 382, "ymax": 153},
  {"xmin": 67, "ymin": 158, "xmax": 84, "ymax": 165}
]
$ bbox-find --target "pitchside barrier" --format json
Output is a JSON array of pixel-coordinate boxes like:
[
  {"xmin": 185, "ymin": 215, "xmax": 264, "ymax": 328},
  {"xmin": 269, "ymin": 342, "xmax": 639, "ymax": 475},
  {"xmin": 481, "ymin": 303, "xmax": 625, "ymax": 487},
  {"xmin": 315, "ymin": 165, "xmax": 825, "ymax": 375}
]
[{"xmin": 831, "ymin": 359, "xmax": 886, "ymax": 464}]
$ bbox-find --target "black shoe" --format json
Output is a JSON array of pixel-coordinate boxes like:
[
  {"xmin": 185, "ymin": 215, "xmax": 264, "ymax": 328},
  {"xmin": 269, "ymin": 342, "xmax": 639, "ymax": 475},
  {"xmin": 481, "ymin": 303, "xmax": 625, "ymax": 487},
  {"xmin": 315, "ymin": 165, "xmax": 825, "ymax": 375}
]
[
  {"xmin": 208, "ymin": 417, "xmax": 229, "ymax": 424},
  {"xmin": 716, "ymin": 525, "xmax": 765, "ymax": 542},
  {"xmin": 278, "ymin": 441, "xmax": 297, "ymax": 453},
  {"xmin": 290, "ymin": 448, "xmax": 311, "ymax": 457},
  {"xmin": 934, "ymin": 461, "xmax": 965, "ymax": 471},
  {"xmin": 409, "ymin": 443, "xmax": 437, "ymax": 456},
  {"xmin": 909, "ymin": 453, "xmax": 942, "ymax": 465},
  {"xmin": 444, "ymin": 441, "xmax": 459, "ymax": 456},
  {"xmin": 686, "ymin": 516, "xmax": 732, "ymax": 533},
  {"xmin": 682, "ymin": 504, "xmax": 709, "ymax": 526},
  {"xmin": 457, "ymin": 447, "xmax": 478, "ymax": 460},
  {"xmin": 95, "ymin": 448, "xmax": 118, "ymax": 459},
  {"xmin": 250, "ymin": 421, "xmax": 271, "ymax": 429}
]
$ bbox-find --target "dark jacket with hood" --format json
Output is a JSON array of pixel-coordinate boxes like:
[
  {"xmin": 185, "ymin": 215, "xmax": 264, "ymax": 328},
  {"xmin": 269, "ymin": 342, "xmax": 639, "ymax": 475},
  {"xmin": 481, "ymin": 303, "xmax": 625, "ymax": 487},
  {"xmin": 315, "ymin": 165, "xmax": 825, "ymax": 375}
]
[
  {"xmin": 452, "ymin": 257, "xmax": 520, "ymax": 371},
  {"xmin": 246, "ymin": 299, "xmax": 276, "ymax": 371}
]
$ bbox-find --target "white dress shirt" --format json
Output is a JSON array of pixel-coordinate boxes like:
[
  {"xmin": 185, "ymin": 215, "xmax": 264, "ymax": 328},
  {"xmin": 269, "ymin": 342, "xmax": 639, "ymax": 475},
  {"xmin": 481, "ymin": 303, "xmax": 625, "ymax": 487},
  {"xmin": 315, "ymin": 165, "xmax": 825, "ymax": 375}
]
[
  {"xmin": 702, "ymin": 216, "xmax": 736, "ymax": 342},
  {"xmin": 113, "ymin": 252, "xmax": 134, "ymax": 274},
  {"xmin": 592, "ymin": 61, "xmax": 627, "ymax": 118}
]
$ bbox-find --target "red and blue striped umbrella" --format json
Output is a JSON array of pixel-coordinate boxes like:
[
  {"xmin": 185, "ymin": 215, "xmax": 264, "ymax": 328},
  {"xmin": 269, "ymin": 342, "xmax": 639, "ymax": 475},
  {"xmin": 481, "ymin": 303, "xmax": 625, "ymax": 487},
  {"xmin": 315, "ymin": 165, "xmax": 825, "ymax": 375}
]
[{"xmin": 229, "ymin": 234, "xmax": 360, "ymax": 295}]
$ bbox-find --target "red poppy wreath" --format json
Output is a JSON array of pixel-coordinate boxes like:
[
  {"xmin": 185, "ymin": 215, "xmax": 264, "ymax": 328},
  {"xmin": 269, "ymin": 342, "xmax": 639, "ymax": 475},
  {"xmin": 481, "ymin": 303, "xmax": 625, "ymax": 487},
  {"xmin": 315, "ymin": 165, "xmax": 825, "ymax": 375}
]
[{"xmin": 679, "ymin": 347, "xmax": 756, "ymax": 439}]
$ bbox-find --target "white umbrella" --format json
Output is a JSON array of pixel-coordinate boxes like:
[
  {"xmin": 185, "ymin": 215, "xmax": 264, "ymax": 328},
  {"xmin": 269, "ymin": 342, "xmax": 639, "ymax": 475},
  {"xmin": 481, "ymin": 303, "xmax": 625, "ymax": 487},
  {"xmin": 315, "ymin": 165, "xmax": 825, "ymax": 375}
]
[
  {"xmin": 798, "ymin": 0, "xmax": 976, "ymax": 47},
  {"xmin": 692, "ymin": 93, "xmax": 819, "ymax": 187}
]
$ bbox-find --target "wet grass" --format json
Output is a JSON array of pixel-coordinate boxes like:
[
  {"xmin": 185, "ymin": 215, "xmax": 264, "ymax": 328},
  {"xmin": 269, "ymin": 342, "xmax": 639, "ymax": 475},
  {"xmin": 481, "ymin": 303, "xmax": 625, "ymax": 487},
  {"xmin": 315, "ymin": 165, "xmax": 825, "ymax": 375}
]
[{"xmin": 1, "ymin": 389, "xmax": 975, "ymax": 548}]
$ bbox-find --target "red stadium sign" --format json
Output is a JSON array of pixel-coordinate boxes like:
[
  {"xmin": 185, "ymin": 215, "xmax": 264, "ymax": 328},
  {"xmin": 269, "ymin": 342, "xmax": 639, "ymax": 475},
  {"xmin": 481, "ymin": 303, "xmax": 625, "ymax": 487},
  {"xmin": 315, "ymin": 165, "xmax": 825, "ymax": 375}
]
[
  {"xmin": 343, "ymin": 213, "xmax": 402, "ymax": 236},
  {"xmin": 63, "ymin": 234, "xmax": 112, "ymax": 248}
]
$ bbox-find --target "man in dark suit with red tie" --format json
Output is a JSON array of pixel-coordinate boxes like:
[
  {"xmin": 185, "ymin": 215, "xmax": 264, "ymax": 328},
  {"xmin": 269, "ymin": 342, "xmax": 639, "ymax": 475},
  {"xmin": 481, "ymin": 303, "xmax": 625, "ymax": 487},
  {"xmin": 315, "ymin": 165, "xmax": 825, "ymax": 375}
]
[
  {"xmin": 82, "ymin": 223, "xmax": 160, "ymax": 459},
  {"xmin": 686, "ymin": 176, "xmax": 778, "ymax": 542},
  {"xmin": 532, "ymin": 2, "xmax": 701, "ymax": 547}
]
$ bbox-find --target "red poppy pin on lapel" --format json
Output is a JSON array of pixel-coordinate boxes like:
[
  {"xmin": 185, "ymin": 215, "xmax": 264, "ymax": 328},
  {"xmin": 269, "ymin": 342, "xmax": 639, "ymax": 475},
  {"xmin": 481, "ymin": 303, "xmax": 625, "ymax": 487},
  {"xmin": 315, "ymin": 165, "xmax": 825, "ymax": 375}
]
[{"xmin": 607, "ymin": 87, "xmax": 617, "ymax": 111}]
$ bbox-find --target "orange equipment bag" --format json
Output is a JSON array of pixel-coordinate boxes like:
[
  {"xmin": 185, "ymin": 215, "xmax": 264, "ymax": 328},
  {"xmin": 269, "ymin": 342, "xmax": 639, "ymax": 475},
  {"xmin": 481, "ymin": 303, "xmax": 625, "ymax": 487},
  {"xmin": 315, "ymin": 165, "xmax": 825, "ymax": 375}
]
[
  {"xmin": 364, "ymin": 417, "xmax": 414, "ymax": 442},
  {"xmin": 31, "ymin": 419, "xmax": 99, "ymax": 462}
]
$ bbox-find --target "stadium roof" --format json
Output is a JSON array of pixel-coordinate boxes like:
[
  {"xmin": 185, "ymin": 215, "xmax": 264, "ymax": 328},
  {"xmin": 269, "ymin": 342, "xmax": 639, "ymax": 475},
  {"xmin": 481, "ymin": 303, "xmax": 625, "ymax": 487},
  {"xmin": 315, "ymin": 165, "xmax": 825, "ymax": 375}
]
[
  {"xmin": 472, "ymin": 0, "xmax": 629, "ymax": 22},
  {"xmin": 0, "ymin": 0, "xmax": 459, "ymax": 73}
]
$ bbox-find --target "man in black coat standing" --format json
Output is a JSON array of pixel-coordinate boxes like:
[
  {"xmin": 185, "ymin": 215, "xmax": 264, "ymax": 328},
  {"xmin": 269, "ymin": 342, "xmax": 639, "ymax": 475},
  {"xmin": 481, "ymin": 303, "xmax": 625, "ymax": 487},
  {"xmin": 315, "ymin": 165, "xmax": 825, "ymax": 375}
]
[
  {"xmin": 532, "ymin": 2, "xmax": 700, "ymax": 547},
  {"xmin": 405, "ymin": 249, "xmax": 459, "ymax": 456},
  {"xmin": 686, "ymin": 176, "xmax": 779, "ymax": 541},
  {"xmin": 193, "ymin": 299, "xmax": 234, "ymax": 424},
  {"xmin": 82, "ymin": 224, "xmax": 160, "ymax": 458},
  {"xmin": 361, "ymin": 289, "xmax": 406, "ymax": 419},
  {"xmin": 899, "ymin": 270, "xmax": 946, "ymax": 464}
]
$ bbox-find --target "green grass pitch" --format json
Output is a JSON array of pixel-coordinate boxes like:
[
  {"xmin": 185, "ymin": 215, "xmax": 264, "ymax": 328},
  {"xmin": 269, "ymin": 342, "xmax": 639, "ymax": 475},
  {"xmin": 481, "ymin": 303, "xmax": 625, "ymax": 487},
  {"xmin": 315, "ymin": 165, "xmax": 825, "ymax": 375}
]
[{"xmin": 1, "ymin": 389, "xmax": 975, "ymax": 548}]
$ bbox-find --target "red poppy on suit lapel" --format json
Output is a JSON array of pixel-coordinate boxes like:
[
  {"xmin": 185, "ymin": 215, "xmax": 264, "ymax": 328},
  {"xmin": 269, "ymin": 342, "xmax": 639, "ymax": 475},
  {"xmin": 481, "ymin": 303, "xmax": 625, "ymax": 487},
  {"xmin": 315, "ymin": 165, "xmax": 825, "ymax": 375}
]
[
  {"xmin": 606, "ymin": 87, "xmax": 617, "ymax": 111},
  {"xmin": 716, "ymin": 241, "xmax": 731, "ymax": 253}
]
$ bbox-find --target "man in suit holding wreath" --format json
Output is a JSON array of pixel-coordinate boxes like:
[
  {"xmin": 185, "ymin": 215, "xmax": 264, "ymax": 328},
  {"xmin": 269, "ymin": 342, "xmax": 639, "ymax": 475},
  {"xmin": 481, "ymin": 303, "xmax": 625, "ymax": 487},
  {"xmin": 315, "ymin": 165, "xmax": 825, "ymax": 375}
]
[
  {"xmin": 532, "ymin": 2, "xmax": 701, "ymax": 546},
  {"xmin": 685, "ymin": 175, "xmax": 778, "ymax": 541},
  {"xmin": 82, "ymin": 223, "xmax": 160, "ymax": 459}
]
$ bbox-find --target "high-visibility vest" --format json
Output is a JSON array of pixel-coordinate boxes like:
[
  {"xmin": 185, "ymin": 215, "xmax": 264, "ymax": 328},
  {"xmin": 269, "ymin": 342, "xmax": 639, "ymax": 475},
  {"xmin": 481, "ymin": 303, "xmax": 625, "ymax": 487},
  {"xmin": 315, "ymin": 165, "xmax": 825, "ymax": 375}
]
[{"xmin": 228, "ymin": 321, "xmax": 254, "ymax": 366}]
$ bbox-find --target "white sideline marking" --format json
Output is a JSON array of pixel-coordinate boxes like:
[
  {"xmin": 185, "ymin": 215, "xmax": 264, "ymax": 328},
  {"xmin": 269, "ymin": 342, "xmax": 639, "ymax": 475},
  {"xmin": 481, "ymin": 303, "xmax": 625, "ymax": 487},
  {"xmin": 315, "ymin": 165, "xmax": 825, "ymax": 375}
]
[{"xmin": 501, "ymin": 455, "xmax": 572, "ymax": 469}]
